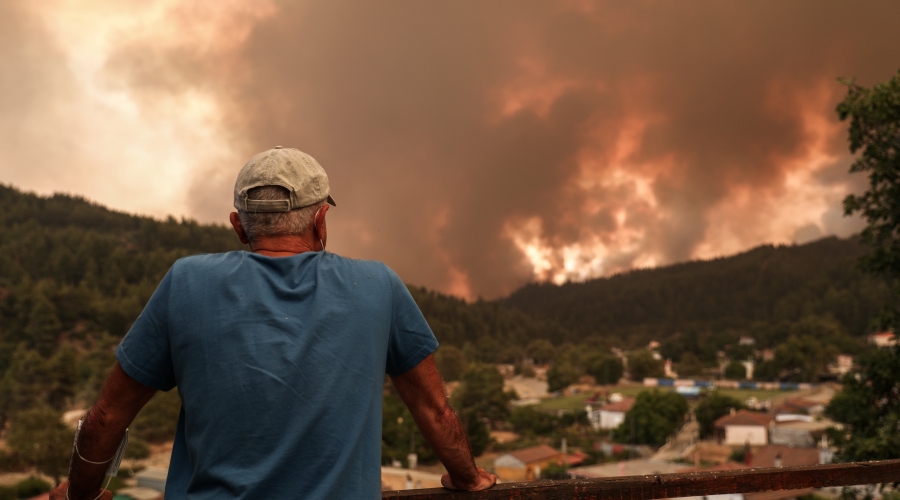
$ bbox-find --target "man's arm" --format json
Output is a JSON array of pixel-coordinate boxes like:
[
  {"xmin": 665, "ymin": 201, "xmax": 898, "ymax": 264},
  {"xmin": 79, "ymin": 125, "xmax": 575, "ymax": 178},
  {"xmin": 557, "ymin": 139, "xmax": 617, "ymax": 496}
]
[
  {"xmin": 51, "ymin": 363, "xmax": 158, "ymax": 500},
  {"xmin": 390, "ymin": 354, "xmax": 496, "ymax": 491}
]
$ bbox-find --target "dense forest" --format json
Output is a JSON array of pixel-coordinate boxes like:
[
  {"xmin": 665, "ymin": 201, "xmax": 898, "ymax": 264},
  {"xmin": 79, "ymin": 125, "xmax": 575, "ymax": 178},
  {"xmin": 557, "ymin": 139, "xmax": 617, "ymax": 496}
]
[
  {"xmin": 508, "ymin": 237, "xmax": 889, "ymax": 343},
  {"xmin": 0, "ymin": 184, "xmax": 891, "ymax": 465}
]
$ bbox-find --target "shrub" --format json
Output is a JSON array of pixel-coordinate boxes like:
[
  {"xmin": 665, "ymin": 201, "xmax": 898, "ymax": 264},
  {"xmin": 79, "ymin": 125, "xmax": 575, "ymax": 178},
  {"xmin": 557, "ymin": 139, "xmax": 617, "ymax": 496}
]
[
  {"xmin": 124, "ymin": 437, "xmax": 151, "ymax": 459},
  {"xmin": 509, "ymin": 406, "xmax": 556, "ymax": 436},
  {"xmin": 14, "ymin": 476, "xmax": 52, "ymax": 498}
]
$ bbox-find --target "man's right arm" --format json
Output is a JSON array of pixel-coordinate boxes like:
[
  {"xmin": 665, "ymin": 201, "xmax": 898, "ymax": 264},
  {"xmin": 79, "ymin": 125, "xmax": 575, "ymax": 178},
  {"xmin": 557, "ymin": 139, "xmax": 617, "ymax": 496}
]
[{"xmin": 390, "ymin": 354, "xmax": 496, "ymax": 491}]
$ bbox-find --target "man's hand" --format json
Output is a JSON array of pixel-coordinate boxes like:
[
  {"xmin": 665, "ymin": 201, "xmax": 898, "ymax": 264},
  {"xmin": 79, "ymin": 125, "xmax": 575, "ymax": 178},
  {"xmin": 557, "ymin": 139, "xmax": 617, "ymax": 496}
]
[
  {"xmin": 50, "ymin": 482, "xmax": 113, "ymax": 500},
  {"xmin": 441, "ymin": 466, "xmax": 497, "ymax": 491}
]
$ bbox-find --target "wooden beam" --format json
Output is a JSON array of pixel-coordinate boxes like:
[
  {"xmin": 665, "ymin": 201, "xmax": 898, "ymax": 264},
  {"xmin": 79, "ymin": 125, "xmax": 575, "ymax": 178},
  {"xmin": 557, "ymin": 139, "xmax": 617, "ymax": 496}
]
[{"xmin": 382, "ymin": 459, "xmax": 900, "ymax": 499}]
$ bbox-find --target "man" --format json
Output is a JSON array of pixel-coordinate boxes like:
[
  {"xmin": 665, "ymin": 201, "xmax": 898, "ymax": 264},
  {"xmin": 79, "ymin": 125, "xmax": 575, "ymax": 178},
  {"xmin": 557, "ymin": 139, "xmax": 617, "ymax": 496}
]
[{"xmin": 52, "ymin": 147, "xmax": 496, "ymax": 499}]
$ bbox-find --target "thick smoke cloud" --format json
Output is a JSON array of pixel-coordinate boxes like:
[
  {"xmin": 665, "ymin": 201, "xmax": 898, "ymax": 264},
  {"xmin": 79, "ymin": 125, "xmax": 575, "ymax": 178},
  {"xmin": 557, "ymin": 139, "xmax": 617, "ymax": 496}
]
[{"xmin": 3, "ymin": 1, "xmax": 900, "ymax": 298}]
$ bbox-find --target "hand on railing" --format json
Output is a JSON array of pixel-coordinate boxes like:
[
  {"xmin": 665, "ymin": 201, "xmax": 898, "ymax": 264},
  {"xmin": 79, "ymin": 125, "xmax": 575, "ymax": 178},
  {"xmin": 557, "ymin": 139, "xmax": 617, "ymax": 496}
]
[{"xmin": 441, "ymin": 466, "xmax": 497, "ymax": 491}]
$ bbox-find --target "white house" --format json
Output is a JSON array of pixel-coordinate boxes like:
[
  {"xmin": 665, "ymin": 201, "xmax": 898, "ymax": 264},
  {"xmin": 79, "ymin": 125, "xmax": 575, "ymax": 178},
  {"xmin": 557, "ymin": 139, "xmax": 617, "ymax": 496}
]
[
  {"xmin": 714, "ymin": 410, "xmax": 773, "ymax": 446},
  {"xmin": 868, "ymin": 331, "xmax": 896, "ymax": 348},
  {"xmin": 588, "ymin": 397, "xmax": 635, "ymax": 430}
]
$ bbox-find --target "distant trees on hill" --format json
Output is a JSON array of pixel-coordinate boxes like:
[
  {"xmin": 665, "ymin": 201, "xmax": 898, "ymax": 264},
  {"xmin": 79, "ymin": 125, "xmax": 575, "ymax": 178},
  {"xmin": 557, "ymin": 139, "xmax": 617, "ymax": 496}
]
[
  {"xmin": 505, "ymin": 236, "xmax": 890, "ymax": 348},
  {"xmin": 0, "ymin": 184, "xmax": 243, "ymax": 444},
  {"xmin": 612, "ymin": 390, "xmax": 688, "ymax": 446},
  {"xmin": 0, "ymin": 183, "xmax": 894, "ymax": 467}
]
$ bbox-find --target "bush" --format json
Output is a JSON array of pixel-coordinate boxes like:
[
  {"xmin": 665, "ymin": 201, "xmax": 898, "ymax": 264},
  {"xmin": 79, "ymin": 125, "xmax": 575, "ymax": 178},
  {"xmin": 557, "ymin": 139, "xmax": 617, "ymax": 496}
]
[
  {"xmin": 132, "ymin": 390, "xmax": 182, "ymax": 443},
  {"xmin": 612, "ymin": 389, "xmax": 688, "ymax": 446},
  {"xmin": 7, "ymin": 407, "xmax": 71, "ymax": 484},
  {"xmin": 0, "ymin": 448, "xmax": 22, "ymax": 472},
  {"xmin": 14, "ymin": 476, "xmax": 52, "ymax": 498},
  {"xmin": 724, "ymin": 361, "xmax": 747, "ymax": 380},
  {"xmin": 694, "ymin": 391, "xmax": 745, "ymax": 439},
  {"xmin": 547, "ymin": 361, "xmax": 579, "ymax": 392},
  {"xmin": 435, "ymin": 346, "xmax": 467, "ymax": 382},
  {"xmin": 586, "ymin": 355, "xmax": 624, "ymax": 385},
  {"xmin": 0, "ymin": 486, "xmax": 14, "ymax": 500},
  {"xmin": 451, "ymin": 364, "xmax": 514, "ymax": 423},
  {"xmin": 124, "ymin": 437, "xmax": 151, "ymax": 459},
  {"xmin": 541, "ymin": 461, "xmax": 569, "ymax": 480},
  {"xmin": 461, "ymin": 409, "xmax": 491, "ymax": 456},
  {"xmin": 509, "ymin": 407, "xmax": 556, "ymax": 436},
  {"xmin": 627, "ymin": 350, "xmax": 664, "ymax": 381},
  {"xmin": 729, "ymin": 446, "xmax": 747, "ymax": 463}
]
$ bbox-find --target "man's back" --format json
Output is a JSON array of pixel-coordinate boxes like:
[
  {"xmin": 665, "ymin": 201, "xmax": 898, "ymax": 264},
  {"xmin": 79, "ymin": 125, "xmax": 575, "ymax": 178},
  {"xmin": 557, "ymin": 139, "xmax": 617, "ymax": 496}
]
[{"xmin": 116, "ymin": 251, "xmax": 438, "ymax": 499}]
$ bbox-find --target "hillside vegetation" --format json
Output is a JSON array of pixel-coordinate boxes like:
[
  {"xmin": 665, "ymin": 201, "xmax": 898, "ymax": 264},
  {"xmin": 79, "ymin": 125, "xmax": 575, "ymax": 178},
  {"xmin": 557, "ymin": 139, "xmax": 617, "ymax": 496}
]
[
  {"xmin": 0, "ymin": 184, "xmax": 889, "ymax": 447},
  {"xmin": 507, "ymin": 237, "xmax": 890, "ymax": 350}
]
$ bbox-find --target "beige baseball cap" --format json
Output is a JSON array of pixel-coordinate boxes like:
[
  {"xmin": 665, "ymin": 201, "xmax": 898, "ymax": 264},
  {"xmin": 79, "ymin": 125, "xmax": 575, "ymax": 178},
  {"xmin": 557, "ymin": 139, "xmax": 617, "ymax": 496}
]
[{"xmin": 233, "ymin": 146, "xmax": 337, "ymax": 212}]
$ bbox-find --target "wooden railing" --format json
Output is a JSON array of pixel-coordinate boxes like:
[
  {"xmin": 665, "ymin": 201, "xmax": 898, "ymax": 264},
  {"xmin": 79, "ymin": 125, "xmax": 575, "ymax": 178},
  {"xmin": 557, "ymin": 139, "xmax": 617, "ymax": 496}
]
[{"xmin": 382, "ymin": 459, "xmax": 900, "ymax": 499}]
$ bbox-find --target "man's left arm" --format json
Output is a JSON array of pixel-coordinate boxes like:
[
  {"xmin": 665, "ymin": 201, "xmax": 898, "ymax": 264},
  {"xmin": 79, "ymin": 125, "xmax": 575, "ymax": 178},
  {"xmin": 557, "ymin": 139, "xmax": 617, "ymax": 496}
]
[
  {"xmin": 50, "ymin": 363, "xmax": 158, "ymax": 500},
  {"xmin": 391, "ymin": 355, "xmax": 496, "ymax": 491}
]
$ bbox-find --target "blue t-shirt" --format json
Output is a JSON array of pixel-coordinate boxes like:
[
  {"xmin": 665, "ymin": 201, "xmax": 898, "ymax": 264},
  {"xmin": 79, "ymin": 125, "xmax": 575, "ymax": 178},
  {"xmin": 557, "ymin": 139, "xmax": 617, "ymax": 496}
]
[{"xmin": 116, "ymin": 251, "xmax": 438, "ymax": 499}]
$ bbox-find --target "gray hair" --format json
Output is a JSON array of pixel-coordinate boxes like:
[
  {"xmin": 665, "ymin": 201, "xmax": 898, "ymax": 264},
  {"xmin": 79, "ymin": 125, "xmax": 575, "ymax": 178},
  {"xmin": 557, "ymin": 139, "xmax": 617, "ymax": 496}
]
[{"xmin": 237, "ymin": 186, "xmax": 325, "ymax": 243}]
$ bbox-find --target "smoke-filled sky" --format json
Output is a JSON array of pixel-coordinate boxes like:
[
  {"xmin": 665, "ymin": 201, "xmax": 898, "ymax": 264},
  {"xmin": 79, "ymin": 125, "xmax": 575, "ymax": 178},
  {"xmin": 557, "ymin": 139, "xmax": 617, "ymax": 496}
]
[{"xmin": 3, "ymin": 1, "xmax": 900, "ymax": 298}]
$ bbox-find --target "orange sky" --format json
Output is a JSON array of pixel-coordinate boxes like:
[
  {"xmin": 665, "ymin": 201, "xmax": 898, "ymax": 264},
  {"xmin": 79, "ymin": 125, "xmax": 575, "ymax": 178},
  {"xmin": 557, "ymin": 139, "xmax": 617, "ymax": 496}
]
[{"xmin": 2, "ymin": 1, "xmax": 899, "ymax": 298}]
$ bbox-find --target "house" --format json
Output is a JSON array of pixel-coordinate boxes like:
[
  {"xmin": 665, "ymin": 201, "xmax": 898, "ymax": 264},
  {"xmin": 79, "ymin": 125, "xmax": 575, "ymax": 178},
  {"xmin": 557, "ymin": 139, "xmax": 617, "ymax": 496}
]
[
  {"xmin": 714, "ymin": 410, "xmax": 773, "ymax": 445},
  {"xmin": 564, "ymin": 451, "xmax": 589, "ymax": 467},
  {"xmin": 829, "ymin": 354, "xmax": 853, "ymax": 375},
  {"xmin": 770, "ymin": 417, "xmax": 839, "ymax": 448},
  {"xmin": 868, "ymin": 331, "xmax": 896, "ymax": 348},
  {"xmin": 493, "ymin": 444, "xmax": 564, "ymax": 481},
  {"xmin": 588, "ymin": 397, "xmax": 635, "ymax": 430},
  {"xmin": 775, "ymin": 398, "xmax": 825, "ymax": 417}
]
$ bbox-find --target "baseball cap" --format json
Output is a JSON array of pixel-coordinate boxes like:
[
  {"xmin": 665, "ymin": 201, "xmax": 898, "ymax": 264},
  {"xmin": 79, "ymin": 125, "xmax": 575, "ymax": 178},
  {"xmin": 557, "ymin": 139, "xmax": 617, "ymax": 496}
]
[{"xmin": 233, "ymin": 146, "xmax": 337, "ymax": 212}]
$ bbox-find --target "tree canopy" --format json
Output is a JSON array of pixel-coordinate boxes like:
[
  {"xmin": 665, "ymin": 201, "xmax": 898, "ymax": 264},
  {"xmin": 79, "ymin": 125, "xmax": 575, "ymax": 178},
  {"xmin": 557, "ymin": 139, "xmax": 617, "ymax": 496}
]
[
  {"xmin": 826, "ymin": 346, "xmax": 900, "ymax": 461},
  {"xmin": 694, "ymin": 392, "xmax": 746, "ymax": 439},
  {"xmin": 840, "ymin": 70, "xmax": 900, "ymax": 328},
  {"xmin": 824, "ymin": 70, "xmax": 900, "ymax": 463},
  {"xmin": 612, "ymin": 390, "xmax": 688, "ymax": 446}
]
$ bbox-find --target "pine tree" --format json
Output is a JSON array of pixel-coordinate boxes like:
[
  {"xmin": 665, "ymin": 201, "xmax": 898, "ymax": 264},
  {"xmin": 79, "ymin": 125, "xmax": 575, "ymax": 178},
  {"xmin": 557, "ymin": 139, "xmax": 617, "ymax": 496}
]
[{"xmin": 25, "ymin": 292, "xmax": 62, "ymax": 357}]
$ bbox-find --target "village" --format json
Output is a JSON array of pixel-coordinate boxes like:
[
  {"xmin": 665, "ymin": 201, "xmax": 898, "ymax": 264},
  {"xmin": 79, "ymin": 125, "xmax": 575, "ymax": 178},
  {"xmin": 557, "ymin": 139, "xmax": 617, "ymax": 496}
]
[{"xmin": 16, "ymin": 331, "xmax": 881, "ymax": 500}]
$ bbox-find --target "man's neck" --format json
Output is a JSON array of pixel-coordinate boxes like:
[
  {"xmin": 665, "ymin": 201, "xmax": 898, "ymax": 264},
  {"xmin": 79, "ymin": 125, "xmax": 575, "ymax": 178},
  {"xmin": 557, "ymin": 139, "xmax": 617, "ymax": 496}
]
[{"xmin": 249, "ymin": 235, "xmax": 319, "ymax": 257}]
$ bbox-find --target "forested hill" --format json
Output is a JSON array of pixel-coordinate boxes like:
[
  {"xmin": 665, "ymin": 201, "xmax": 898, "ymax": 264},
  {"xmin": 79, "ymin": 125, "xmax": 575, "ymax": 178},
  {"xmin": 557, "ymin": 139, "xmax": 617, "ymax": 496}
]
[
  {"xmin": 0, "ymin": 184, "xmax": 889, "ymax": 399},
  {"xmin": 0, "ymin": 185, "xmax": 570, "ymax": 400},
  {"xmin": 0, "ymin": 184, "xmax": 245, "ymax": 352},
  {"xmin": 506, "ymin": 236, "xmax": 890, "ymax": 350}
]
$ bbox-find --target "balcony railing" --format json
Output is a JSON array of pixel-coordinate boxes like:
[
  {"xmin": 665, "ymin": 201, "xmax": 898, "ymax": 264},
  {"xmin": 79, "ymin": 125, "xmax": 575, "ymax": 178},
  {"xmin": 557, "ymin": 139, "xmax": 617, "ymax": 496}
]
[{"xmin": 382, "ymin": 459, "xmax": 900, "ymax": 499}]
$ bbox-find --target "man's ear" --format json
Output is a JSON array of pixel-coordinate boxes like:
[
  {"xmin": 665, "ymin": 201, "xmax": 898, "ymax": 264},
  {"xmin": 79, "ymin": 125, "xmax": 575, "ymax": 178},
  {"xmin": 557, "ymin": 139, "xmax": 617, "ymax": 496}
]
[
  {"xmin": 229, "ymin": 212, "xmax": 250, "ymax": 245},
  {"xmin": 314, "ymin": 204, "xmax": 329, "ymax": 244}
]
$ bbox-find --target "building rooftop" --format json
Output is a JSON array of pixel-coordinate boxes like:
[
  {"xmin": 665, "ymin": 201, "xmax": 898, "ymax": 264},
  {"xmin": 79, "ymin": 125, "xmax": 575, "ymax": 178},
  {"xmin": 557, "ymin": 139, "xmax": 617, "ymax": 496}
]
[
  {"xmin": 505, "ymin": 444, "xmax": 562, "ymax": 464},
  {"xmin": 714, "ymin": 410, "xmax": 773, "ymax": 428},
  {"xmin": 599, "ymin": 397, "xmax": 635, "ymax": 413}
]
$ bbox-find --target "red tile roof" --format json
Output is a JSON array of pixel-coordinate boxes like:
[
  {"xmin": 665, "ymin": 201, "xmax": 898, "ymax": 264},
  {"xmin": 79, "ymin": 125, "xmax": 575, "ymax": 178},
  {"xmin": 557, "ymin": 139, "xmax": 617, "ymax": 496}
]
[
  {"xmin": 563, "ymin": 451, "xmax": 588, "ymax": 466},
  {"xmin": 509, "ymin": 444, "xmax": 563, "ymax": 464},
  {"xmin": 600, "ymin": 397, "xmax": 635, "ymax": 413},
  {"xmin": 714, "ymin": 410, "xmax": 773, "ymax": 428}
]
